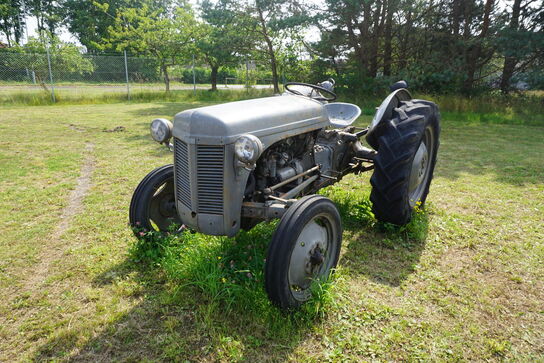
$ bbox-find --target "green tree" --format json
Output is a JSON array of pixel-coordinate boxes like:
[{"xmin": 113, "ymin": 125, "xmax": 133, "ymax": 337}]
[
  {"xmin": 315, "ymin": 0, "xmax": 505, "ymax": 93},
  {"xmin": 104, "ymin": 3, "xmax": 198, "ymax": 91},
  {"xmin": 198, "ymin": 0, "xmax": 252, "ymax": 90},
  {"xmin": 10, "ymin": 32, "xmax": 93, "ymax": 89},
  {"xmin": 276, "ymin": 37, "xmax": 312, "ymax": 82},
  {"xmin": 27, "ymin": 0, "xmax": 62, "ymax": 34},
  {"xmin": 212, "ymin": 0, "xmax": 310, "ymax": 93},
  {"xmin": 0, "ymin": 0, "xmax": 26, "ymax": 46},
  {"xmin": 248, "ymin": 0, "xmax": 311, "ymax": 92},
  {"xmin": 63, "ymin": 0, "xmax": 125, "ymax": 52},
  {"xmin": 497, "ymin": 0, "xmax": 544, "ymax": 93},
  {"xmin": 63, "ymin": 0, "xmax": 173, "ymax": 53}
]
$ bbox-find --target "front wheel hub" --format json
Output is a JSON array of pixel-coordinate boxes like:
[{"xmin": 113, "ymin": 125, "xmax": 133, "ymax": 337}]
[{"xmin": 309, "ymin": 247, "xmax": 324, "ymax": 268}]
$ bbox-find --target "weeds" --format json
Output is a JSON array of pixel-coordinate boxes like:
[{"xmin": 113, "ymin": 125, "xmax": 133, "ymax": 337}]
[
  {"xmin": 0, "ymin": 87, "xmax": 275, "ymax": 106},
  {"xmin": 1, "ymin": 101, "xmax": 542, "ymax": 361},
  {"xmin": 127, "ymin": 208, "xmax": 359, "ymax": 339},
  {"xmin": 129, "ymin": 220, "xmax": 342, "ymax": 322},
  {"xmin": 319, "ymin": 185, "xmax": 374, "ymax": 226},
  {"xmin": 127, "ymin": 186, "xmax": 430, "ymax": 329},
  {"xmin": 2, "ymin": 85, "xmax": 543, "ymax": 127},
  {"xmin": 342, "ymin": 90, "xmax": 544, "ymax": 125},
  {"xmin": 377, "ymin": 204, "xmax": 430, "ymax": 248},
  {"xmin": 320, "ymin": 185, "xmax": 429, "ymax": 247}
]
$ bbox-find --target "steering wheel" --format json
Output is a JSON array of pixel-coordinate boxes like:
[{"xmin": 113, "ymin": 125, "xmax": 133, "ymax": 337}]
[{"xmin": 284, "ymin": 82, "xmax": 337, "ymax": 102}]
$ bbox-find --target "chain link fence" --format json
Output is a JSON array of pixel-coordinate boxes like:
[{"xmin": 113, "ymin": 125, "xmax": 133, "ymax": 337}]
[{"xmin": 0, "ymin": 52, "xmax": 274, "ymax": 102}]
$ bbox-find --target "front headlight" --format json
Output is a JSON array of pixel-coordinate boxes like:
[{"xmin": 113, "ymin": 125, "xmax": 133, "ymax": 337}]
[
  {"xmin": 150, "ymin": 118, "xmax": 173, "ymax": 144},
  {"xmin": 234, "ymin": 134, "xmax": 263, "ymax": 164}
]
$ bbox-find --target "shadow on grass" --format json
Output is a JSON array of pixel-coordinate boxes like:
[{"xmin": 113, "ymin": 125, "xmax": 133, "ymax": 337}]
[
  {"xmin": 33, "ymin": 187, "xmax": 429, "ymax": 361},
  {"xmin": 34, "ymin": 224, "xmax": 321, "ymax": 361},
  {"xmin": 321, "ymin": 187, "xmax": 429, "ymax": 287}
]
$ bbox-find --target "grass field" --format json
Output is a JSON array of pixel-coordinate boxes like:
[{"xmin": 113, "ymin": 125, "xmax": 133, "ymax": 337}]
[
  {"xmin": 0, "ymin": 98, "xmax": 543, "ymax": 361},
  {"xmin": 0, "ymin": 84, "xmax": 276, "ymax": 106}
]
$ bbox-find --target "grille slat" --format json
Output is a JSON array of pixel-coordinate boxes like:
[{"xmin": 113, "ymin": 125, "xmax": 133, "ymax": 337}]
[
  {"xmin": 197, "ymin": 145, "xmax": 224, "ymax": 215},
  {"xmin": 174, "ymin": 139, "xmax": 192, "ymax": 209}
]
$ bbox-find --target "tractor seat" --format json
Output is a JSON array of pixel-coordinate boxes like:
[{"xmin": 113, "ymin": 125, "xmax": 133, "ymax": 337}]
[{"xmin": 324, "ymin": 102, "xmax": 361, "ymax": 128}]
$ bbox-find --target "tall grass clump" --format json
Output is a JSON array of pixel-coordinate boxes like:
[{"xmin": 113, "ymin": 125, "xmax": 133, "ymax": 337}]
[
  {"xmin": 376, "ymin": 203, "xmax": 430, "ymax": 249},
  {"xmin": 128, "ymin": 219, "xmax": 345, "ymax": 338},
  {"xmin": 341, "ymin": 89, "xmax": 544, "ymax": 125},
  {"xmin": 420, "ymin": 92, "xmax": 544, "ymax": 125},
  {"xmin": 0, "ymin": 88, "xmax": 276, "ymax": 106},
  {"xmin": 320, "ymin": 184, "xmax": 430, "ymax": 248},
  {"xmin": 319, "ymin": 185, "xmax": 375, "ymax": 226}
]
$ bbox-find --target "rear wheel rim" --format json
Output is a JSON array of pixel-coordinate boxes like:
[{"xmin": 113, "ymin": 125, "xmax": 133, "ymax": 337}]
[
  {"xmin": 288, "ymin": 213, "xmax": 338, "ymax": 302},
  {"xmin": 408, "ymin": 125, "xmax": 435, "ymax": 207}
]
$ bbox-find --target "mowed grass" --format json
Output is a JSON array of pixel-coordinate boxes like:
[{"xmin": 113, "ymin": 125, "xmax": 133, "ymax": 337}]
[{"xmin": 0, "ymin": 100, "xmax": 543, "ymax": 361}]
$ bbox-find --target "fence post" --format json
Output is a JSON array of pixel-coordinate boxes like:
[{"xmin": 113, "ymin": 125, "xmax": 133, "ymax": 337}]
[
  {"xmin": 124, "ymin": 50, "xmax": 130, "ymax": 101},
  {"xmin": 45, "ymin": 46, "xmax": 55, "ymax": 103},
  {"xmin": 192, "ymin": 54, "xmax": 196, "ymax": 95},
  {"xmin": 246, "ymin": 59, "xmax": 249, "ymax": 91}
]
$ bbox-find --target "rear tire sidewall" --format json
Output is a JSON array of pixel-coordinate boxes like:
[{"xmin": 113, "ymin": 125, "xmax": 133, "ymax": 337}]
[{"xmin": 265, "ymin": 195, "xmax": 342, "ymax": 309}]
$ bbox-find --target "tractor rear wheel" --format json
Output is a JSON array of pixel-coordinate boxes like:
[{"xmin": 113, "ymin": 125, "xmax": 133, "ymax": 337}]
[{"xmin": 370, "ymin": 100, "xmax": 440, "ymax": 225}]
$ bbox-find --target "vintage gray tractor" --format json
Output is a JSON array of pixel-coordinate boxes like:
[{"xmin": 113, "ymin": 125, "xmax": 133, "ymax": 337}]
[{"xmin": 130, "ymin": 80, "xmax": 440, "ymax": 309}]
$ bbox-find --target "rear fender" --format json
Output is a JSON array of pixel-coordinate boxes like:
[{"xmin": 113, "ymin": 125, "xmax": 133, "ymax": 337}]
[{"xmin": 366, "ymin": 89, "xmax": 411, "ymax": 149}]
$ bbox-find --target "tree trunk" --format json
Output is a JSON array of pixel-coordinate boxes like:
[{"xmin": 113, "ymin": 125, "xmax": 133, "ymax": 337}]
[
  {"xmin": 346, "ymin": 20, "xmax": 366, "ymax": 74},
  {"xmin": 35, "ymin": 73, "xmax": 49, "ymax": 91},
  {"xmin": 500, "ymin": 57, "xmax": 517, "ymax": 94},
  {"xmin": 369, "ymin": 0, "xmax": 385, "ymax": 77},
  {"xmin": 452, "ymin": 0, "xmax": 461, "ymax": 36},
  {"xmin": 331, "ymin": 56, "xmax": 341, "ymax": 77},
  {"xmin": 268, "ymin": 46, "xmax": 280, "ymax": 93},
  {"xmin": 462, "ymin": 0, "xmax": 494, "ymax": 94},
  {"xmin": 359, "ymin": 2, "xmax": 372, "ymax": 75},
  {"xmin": 161, "ymin": 65, "xmax": 170, "ymax": 92},
  {"xmin": 500, "ymin": 0, "xmax": 522, "ymax": 94},
  {"xmin": 257, "ymin": 7, "xmax": 280, "ymax": 93},
  {"xmin": 36, "ymin": 15, "xmax": 45, "ymax": 34},
  {"xmin": 210, "ymin": 65, "xmax": 218, "ymax": 91},
  {"xmin": 398, "ymin": 10, "xmax": 412, "ymax": 70},
  {"xmin": 383, "ymin": 0, "xmax": 394, "ymax": 76}
]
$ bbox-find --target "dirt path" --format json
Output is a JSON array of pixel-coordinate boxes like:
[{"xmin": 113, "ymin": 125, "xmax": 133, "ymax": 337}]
[{"xmin": 23, "ymin": 142, "xmax": 95, "ymax": 290}]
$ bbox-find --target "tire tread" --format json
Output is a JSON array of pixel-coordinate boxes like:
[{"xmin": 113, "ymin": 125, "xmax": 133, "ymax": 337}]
[{"xmin": 370, "ymin": 100, "xmax": 441, "ymax": 225}]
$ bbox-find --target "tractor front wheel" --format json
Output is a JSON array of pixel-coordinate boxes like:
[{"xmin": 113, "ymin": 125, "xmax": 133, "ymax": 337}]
[
  {"xmin": 129, "ymin": 164, "xmax": 182, "ymax": 236},
  {"xmin": 265, "ymin": 195, "xmax": 342, "ymax": 309}
]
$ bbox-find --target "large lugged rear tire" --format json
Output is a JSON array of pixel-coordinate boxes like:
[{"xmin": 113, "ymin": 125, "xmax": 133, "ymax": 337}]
[
  {"xmin": 370, "ymin": 100, "xmax": 440, "ymax": 225},
  {"xmin": 129, "ymin": 164, "xmax": 181, "ymax": 235}
]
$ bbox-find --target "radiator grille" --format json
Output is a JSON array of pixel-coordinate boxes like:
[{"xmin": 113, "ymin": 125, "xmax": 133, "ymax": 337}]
[
  {"xmin": 196, "ymin": 145, "xmax": 224, "ymax": 214},
  {"xmin": 174, "ymin": 139, "xmax": 192, "ymax": 209}
]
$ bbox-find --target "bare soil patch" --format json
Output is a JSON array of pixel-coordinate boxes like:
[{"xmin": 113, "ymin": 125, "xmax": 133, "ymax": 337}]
[{"xmin": 24, "ymin": 142, "xmax": 95, "ymax": 289}]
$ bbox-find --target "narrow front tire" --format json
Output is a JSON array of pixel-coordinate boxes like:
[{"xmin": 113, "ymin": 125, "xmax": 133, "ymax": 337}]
[
  {"xmin": 265, "ymin": 195, "xmax": 342, "ymax": 309},
  {"xmin": 129, "ymin": 164, "xmax": 181, "ymax": 236}
]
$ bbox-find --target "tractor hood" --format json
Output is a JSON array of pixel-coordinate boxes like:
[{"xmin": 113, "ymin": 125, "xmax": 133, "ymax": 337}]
[{"xmin": 172, "ymin": 95, "xmax": 330, "ymax": 147}]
